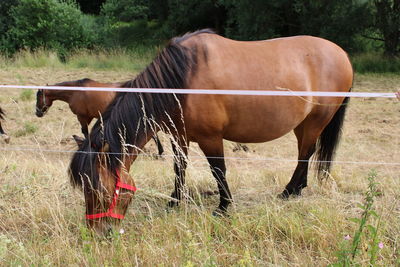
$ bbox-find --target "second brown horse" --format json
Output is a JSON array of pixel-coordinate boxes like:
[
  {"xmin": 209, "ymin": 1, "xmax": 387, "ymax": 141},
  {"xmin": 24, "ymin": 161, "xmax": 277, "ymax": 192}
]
[{"xmin": 35, "ymin": 78, "xmax": 164, "ymax": 155}]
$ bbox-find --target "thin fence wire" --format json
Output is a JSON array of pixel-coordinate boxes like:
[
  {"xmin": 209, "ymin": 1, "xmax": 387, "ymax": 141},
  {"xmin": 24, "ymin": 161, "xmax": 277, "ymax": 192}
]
[
  {"xmin": 0, "ymin": 84, "xmax": 398, "ymax": 167},
  {"xmin": 1, "ymin": 146, "xmax": 399, "ymax": 166}
]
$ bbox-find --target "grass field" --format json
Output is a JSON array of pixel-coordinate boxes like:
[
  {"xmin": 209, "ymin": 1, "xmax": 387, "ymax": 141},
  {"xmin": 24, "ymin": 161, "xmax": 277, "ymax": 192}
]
[{"xmin": 0, "ymin": 63, "xmax": 399, "ymax": 266}]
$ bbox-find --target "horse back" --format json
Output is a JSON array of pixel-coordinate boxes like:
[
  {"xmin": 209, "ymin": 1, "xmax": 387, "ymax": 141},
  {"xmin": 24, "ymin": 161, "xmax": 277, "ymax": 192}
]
[
  {"xmin": 182, "ymin": 34, "xmax": 352, "ymax": 92},
  {"xmin": 180, "ymin": 33, "xmax": 353, "ymax": 143}
]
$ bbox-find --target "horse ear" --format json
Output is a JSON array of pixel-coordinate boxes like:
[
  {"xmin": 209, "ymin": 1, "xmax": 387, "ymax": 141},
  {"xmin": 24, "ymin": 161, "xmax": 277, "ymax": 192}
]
[{"xmin": 72, "ymin": 135, "xmax": 85, "ymax": 147}]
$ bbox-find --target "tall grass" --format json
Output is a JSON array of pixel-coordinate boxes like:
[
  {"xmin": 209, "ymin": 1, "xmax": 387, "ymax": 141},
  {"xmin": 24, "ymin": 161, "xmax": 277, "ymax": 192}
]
[
  {"xmin": 66, "ymin": 47, "xmax": 157, "ymax": 72},
  {"xmin": 0, "ymin": 46, "xmax": 158, "ymax": 71},
  {"xmin": 351, "ymin": 53, "xmax": 400, "ymax": 73},
  {"xmin": 0, "ymin": 69, "xmax": 398, "ymax": 266}
]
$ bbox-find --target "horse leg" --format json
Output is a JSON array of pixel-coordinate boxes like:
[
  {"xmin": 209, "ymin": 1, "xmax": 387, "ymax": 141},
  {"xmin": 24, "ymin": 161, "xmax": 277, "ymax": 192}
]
[
  {"xmin": 198, "ymin": 138, "xmax": 232, "ymax": 215},
  {"xmin": 77, "ymin": 116, "xmax": 90, "ymax": 139},
  {"xmin": 0, "ymin": 123, "xmax": 10, "ymax": 144},
  {"xmin": 152, "ymin": 134, "xmax": 164, "ymax": 156},
  {"xmin": 278, "ymin": 123, "xmax": 319, "ymax": 199},
  {"xmin": 168, "ymin": 137, "xmax": 189, "ymax": 207}
]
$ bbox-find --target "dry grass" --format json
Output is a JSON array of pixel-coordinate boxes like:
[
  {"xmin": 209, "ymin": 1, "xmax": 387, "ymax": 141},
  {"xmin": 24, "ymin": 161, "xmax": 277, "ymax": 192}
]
[{"xmin": 0, "ymin": 68, "xmax": 399, "ymax": 266}]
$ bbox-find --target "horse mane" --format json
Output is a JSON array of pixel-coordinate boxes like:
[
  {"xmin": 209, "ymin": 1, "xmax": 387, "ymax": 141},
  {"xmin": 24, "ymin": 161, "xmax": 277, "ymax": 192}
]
[
  {"xmin": 55, "ymin": 78, "xmax": 93, "ymax": 86},
  {"xmin": 173, "ymin": 28, "xmax": 216, "ymax": 43},
  {"xmin": 69, "ymin": 29, "xmax": 216, "ymax": 189}
]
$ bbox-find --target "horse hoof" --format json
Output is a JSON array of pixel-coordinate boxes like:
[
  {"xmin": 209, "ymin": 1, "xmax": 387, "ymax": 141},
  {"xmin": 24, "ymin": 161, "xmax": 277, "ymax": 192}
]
[
  {"xmin": 212, "ymin": 208, "xmax": 228, "ymax": 217},
  {"xmin": 277, "ymin": 190, "xmax": 290, "ymax": 199},
  {"xmin": 277, "ymin": 189, "xmax": 302, "ymax": 199},
  {"xmin": 167, "ymin": 199, "xmax": 179, "ymax": 209}
]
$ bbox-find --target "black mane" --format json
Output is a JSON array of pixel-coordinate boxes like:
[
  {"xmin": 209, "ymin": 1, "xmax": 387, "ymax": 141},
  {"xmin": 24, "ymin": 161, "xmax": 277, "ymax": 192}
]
[
  {"xmin": 69, "ymin": 29, "xmax": 215, "ymax": 189},
  {"xmin": 0, "ymin": 107, "xmax": 4, "ymax": 120},
  {"xmin": 55, "ymin": 78, "xmax": 93, "ymax": 86}
]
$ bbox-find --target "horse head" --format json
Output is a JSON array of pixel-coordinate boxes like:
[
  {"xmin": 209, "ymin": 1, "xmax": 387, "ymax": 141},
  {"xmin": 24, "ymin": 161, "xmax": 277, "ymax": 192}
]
[
  {"xmin": 69, "ymin": 134, "xmax": 136, "ymax": 236},
  {"xmin": 35, "ymin": 87, "xmax": 52, "ymax": 117}
]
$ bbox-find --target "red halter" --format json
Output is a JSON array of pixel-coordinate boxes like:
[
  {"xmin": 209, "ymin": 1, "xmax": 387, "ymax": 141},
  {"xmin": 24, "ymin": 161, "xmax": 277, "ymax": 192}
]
[{"xmin": 85, "ymin": 169, "xmax": 137, "ymax": 220}]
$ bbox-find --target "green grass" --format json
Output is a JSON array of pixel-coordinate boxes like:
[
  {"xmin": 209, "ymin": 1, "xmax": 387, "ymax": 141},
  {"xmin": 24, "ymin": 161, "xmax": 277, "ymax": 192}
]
[{"xmin": 14, "ymin": 122, "xmax": 38, "ymax": 137}]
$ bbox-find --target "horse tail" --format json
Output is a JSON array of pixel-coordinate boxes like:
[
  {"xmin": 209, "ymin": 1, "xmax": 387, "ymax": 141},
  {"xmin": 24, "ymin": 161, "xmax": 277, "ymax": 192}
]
[{"xmin": 314, "ymin": 96, "xmax": 350, "ymax": 179}]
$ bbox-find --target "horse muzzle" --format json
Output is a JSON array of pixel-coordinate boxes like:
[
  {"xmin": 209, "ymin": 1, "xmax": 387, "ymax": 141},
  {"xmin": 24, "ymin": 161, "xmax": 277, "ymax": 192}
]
[{"xmin": 35, "ymin": 107, "xmax": 47, "ymax": 117}]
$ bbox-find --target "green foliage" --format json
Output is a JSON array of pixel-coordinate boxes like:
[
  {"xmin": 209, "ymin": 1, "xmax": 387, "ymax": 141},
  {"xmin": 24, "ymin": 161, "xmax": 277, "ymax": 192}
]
[
  {"xmin": 0, "ymin": 0, "xmax": 19, "ymax": 55},
  {"xmin": 373, "ymin": 0, "xmax": 400, "ymax": 56},
  {"xmin": 293, "ymin": 0, "xmax": 373, "ymax": 53},
  {"xmin": 76, "ymin": 0, "xmax": 106, "ymax": 14},
  {"xmin": 3, "ymin": 0, "xmax": 98, "ymax": 56},
  {"xmin": 101, "ymin": 0, "xmax": 149, "ymax": 22},
  {"xmin": 0, "ymin": 0, "xmax": 398, "ymax": 67},
  {"xmin": 161, "ymin": 0, "xmax": 226, "ymax": 37},
  {"xmin": 0, "ymin": 0, "xmax": 19, "ymax": 35},
  {"xmin": 222, "ymin": 0, "xmax": 372, "ymax": 52},
  {"xmin": 99, "ymin": 0, "xmax": 162, "ymax": 46}
]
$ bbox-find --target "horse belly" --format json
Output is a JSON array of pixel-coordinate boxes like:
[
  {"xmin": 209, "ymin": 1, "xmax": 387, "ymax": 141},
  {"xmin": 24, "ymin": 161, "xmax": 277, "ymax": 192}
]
[
  {"xmin": 223, "ymin": 98, "xmax": 308, "ymax": 143},
  {"xmin": 184, "ymin": 95, "xmax": 310, "ymax": 144}
]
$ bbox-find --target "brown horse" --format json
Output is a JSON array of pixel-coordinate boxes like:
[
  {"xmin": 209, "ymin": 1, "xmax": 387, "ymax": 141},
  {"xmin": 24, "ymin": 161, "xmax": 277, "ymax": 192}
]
[
  {"xmin": 0, "ymin": 107, "xmax": 10, "ymax": 143},
  {"xmin": 69, "ymin": 29, "xmax": 353, "ymax": 234},
  {"xmin": 35, "ymin": 78, "xmax": 164, "ymax": 155}
]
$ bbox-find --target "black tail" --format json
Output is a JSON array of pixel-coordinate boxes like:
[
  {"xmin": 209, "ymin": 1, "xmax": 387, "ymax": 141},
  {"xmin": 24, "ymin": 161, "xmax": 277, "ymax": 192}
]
[{"xmin": 314, "ymin": 97, "xmax": 350, "ymax": 178}]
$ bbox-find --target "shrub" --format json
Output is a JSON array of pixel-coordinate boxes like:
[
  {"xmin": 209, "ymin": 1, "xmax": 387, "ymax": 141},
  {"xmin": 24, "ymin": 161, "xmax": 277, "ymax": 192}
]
[{"xmin": 5, "ymin": 0, "xmax": 99, "ymax": 56}]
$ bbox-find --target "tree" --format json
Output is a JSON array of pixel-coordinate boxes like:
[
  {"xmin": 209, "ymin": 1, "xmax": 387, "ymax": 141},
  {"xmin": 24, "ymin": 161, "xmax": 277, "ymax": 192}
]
[
  {"xmin": 101, "ymin": 0, "xmax": 150, "ymax": 22},
  {"xmin": 294, "ymin": 0, "xmax": 372, "ymax": 53},
  {"xmin": 0, "ymin": 0, "xmax": 19, "ymax": 35},
  {"xmin": 374, "ymin": 0, "xmax": 400, "ymax": 56},
  {"xmin": 76, "ymin": 0, "xmax": 106, "ymax": 14}
]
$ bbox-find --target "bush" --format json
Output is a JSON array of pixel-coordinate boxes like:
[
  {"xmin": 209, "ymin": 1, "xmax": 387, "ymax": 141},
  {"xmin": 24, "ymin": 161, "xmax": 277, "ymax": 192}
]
[
  {"xmin": 5, "ymin": 0, "xmax": 99, "ymax": 57},
  {"xmin": 99, "ymin": 0, "xmax": 162, "ymax": 47}
]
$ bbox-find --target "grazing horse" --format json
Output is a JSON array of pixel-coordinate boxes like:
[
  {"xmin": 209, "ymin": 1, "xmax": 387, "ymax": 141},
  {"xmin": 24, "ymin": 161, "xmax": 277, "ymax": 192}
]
[
  {"xmin": 35, "ymin": 78, "xmax": 164, "ymax": 155},
  {"xmin": 0, "ymin": 107, "xmax": 10, "ymax": 143},
  {"xmin": 69, "ymin": 29, "xmax": 353, "ymax": 234}
]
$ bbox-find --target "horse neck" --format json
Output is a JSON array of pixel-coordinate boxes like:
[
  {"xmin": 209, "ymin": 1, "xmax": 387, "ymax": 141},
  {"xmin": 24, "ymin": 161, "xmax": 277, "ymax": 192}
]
[
  {"xmin": 109, "ymin": 128, "xmax": 155, "ymax": 175},
  {"xmin": 45, "ymin": 89, "xmax": 73, "ymax": 103}
]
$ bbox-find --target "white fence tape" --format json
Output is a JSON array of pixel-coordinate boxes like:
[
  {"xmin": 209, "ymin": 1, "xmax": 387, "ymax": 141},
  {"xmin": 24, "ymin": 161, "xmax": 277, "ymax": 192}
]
[{"xmin": 0, "ymin": 85, "xmax": 397, "ymax": 98}]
